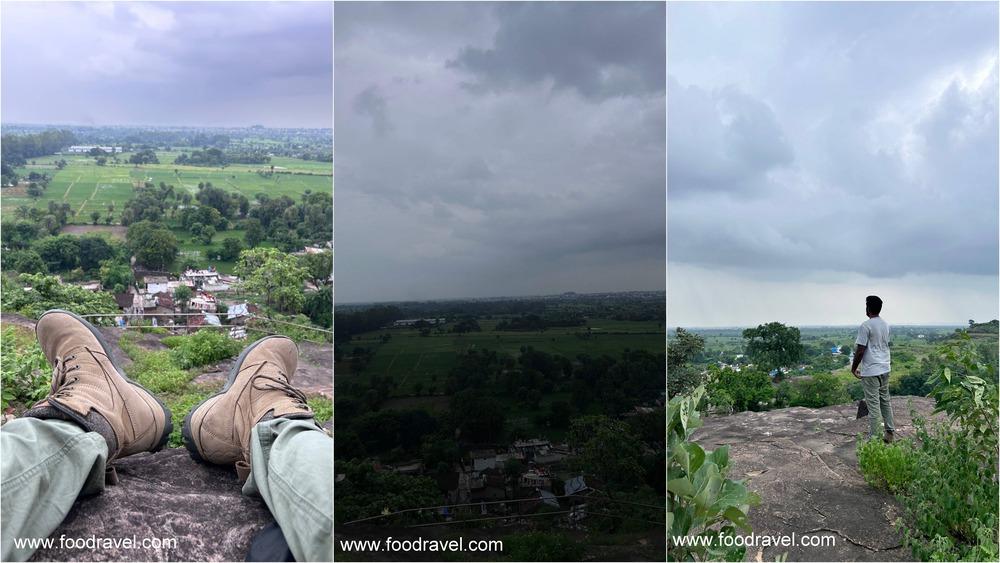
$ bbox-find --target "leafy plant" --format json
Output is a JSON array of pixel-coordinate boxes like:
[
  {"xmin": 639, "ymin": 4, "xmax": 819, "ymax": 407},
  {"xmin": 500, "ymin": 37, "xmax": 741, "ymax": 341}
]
[
  {"xmin": 163, "ymin": 330, "xmax": 243, "ymax": 369},
  {"xmin": 308, "ymin": 395, "xmax": 332, "ymax": 425},
  {"xmin": 668, "ymin": 386, "xmax": 760, "ymax": 561},
  {"xmin": 0, "ymin": 326, "xmax": 51, "ymax": 411},
  {"xmin": 1, "ymin": 273, "xmax": 118, "ymax": 324},
  {"xmin": 863, "ymin": 336, "xmax": 999, "ymax": 562},
  {"xmin": 856, "ymin": 436, "xmax": 918, "ymax": 494},
  {"xmin": 706, "ymin": 366, "xmax": 773, "ymax": 412},
  {"xmin": 789, "ymin": 372, "xmax": 848, "ymax": 408}
]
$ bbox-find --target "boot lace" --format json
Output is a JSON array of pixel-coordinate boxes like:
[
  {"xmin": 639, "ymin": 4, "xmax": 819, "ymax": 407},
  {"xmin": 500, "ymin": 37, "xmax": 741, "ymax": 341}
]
[
  {"xmin": 50, "ymin": 354, "xmax": 81, "ymax": 400},
  {"xmin": 252, "ymin": 369, "xmax": 310, "ymax": 411}
]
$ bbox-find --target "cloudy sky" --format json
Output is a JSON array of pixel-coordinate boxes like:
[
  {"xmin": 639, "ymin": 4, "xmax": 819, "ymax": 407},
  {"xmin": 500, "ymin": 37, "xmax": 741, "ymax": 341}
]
[
  {"xmin": 668, "ymin": 2, "xmax": 999, "ymax": 327},
  {"xmin": 335, "ymin": 2, "xmax": 665, "ymax": 303},
  {"xmin": 1, "ymin": 2, "xmax": 331, "ymax": 128}
]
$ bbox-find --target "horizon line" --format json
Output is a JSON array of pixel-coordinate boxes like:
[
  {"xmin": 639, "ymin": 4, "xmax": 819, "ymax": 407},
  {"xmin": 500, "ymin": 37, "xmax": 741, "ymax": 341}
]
[
  {"xmin": 1, "ymin": 121, "xmax": 332, "ymax": 131},
  {"xmin": 335, "ymin": 289, "xmax": 666, "ymax": 306}
]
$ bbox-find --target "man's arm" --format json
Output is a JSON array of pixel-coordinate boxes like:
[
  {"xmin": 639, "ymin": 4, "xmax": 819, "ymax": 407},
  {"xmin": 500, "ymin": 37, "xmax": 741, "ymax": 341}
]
[{"xmin": 851, "ymin": 344, "xmax": 866, "ymax": 378}]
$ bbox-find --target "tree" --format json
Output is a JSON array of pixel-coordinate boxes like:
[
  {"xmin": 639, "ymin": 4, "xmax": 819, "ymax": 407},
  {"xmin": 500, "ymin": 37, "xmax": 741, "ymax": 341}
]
[
  {"xmin": 448, "ymin": 389, "xmax": 506, "ymax": 442},
  {"xmin": 244, "ymin": 218, "xmax": 265, "ymax": 247},
  {"xmin": 5, "ymin": 250, "xmax": 47, "ymax": 274},
  {"xmin": 235, "ymin": 247, "xmax": 308, "ymax": 313},
  {"xmin": 26, "ymin": 183, "xmax": 43, "ymax": 199},
  {"xmin": 218, "ymin": 237, "xmax": 244, "ymax": 261},
  {"xmin": 95, "ymin": 157, "xmax": 107, "ymax": 166},
  {"xmin": 126, "ymin": 221, "xmax": 178, "ymax": 270},
  {"xmin": 32, "ymin": 235, "xmax": 80, "ymax": 272},
  {"xmin": 199, "ymin": 225, "xmax": 216, "ymax": 245},
  {"xmin": 742, "ymin": 322, "xmax": 803, "ymax": 377},
  {"xmin": 90, "ymin": 211, "xmax": 101, "ymax": 225},
  {"xmin": 77, "ymin": 235, "xmax": 115, "ymax": 272},
  {"xmin": 299, "ymin": 251, "xmax": 332, "ymax": 287},
  {"xmin": 569, "ymin": 415, "xmax": 644, "ymax": 490},
  {"xmin": 173, "ymin": 285, "xmax": 193, "ymax": 313},
  {"xmin": 668, "ymin": 328, "xmax": 706, "ymax": 397},
  {"xmin": 99, "ymin": 260, "xmax": 134, "ymax": 294}
]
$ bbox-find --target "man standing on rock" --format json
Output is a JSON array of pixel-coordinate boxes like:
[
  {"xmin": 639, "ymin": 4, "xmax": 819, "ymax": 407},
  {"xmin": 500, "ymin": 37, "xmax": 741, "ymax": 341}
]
[{"xmin": 851, "ymin": 295, "xmax": 895, "ymax": 443}]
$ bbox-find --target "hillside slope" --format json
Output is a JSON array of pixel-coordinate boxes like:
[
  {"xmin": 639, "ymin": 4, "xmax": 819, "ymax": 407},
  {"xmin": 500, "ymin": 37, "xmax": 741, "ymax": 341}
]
[{"xmin": 691, "ymin": 396, "xmax": 938, "ymax": 562}]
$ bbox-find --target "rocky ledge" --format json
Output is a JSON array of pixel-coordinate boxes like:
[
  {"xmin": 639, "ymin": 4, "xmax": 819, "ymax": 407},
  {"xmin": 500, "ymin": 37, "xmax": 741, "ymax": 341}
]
[{"xmin": 690, "ymin": 396, "xmax": 938, "ymax": 562}]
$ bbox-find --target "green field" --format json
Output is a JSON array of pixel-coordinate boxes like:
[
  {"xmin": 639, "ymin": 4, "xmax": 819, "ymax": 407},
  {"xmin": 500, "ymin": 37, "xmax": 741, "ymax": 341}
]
[
  {"xmin": 339, "ymin": 317, "xmax": 665, "ymax": 397},
  {"xmin": 3, "ymin": 150, "xmax": 331, "ymax": 223}
]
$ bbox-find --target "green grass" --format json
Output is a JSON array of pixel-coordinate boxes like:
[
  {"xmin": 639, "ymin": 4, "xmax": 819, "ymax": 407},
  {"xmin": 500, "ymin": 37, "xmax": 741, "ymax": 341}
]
[
  {"xmin": 3, "ymin": 151, "xmax": 328, "ymax": 275},
  {"xmin": 3, "ymin": 151, "xmax": 330, "ymax": 224},
  {"xmin": 308, "ymin": 395, "xmax": 333, "ymax": 425}
]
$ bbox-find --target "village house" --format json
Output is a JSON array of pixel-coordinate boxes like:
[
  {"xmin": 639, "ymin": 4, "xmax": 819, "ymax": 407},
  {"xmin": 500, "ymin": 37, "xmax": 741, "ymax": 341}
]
[
  {"xmin": 518, "ymin": 468, "xmax": 552, "ymax": 489},
  {"xmin": 188, "ymin": 292, "xmax": 218, "ymax": 313}
]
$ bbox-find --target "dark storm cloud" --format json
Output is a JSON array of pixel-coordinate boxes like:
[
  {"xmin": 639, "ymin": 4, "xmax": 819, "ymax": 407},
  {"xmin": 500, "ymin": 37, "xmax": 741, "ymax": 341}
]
[
  {"xmin": 1, "ymin": 2, "xmax": 331, "ymax": 127},
  {"xmin": 335, "ymin": 2, "xmax": 665, "ymax": 302},
  {"xmin": 449, "ymin": 2, "xmax": 665, "ymax": 100}
]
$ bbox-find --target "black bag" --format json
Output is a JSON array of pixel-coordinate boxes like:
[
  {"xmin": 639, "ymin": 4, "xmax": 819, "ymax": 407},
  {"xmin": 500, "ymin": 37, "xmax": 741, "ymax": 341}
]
[{"xmin": 856, "ymin": 399, "xmax": 869, "ymax": 419}]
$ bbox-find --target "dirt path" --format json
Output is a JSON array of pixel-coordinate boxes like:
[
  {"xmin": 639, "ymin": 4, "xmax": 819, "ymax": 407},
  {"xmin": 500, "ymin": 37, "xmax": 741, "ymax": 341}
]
[
  {"xmin": 690, "ymin": 397, "xmax": 938, "ymax": 561},
  {"xmin": 61, "ymin": 174, "xmax": 81, "ymax": 200},
  {"xmin": 74, "ymin": 181, "xmax": 101, "ymax": 217}
]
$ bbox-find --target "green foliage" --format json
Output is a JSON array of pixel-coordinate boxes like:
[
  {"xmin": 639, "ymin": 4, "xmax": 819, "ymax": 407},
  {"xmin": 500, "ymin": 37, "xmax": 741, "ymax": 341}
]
[
  {"xmin": 864, "ymin": 337, "xmax": 999, "ymax": 562},
  {"xmin": 742, "ymin": 322, "xmax": 803, "ymax": 376},
  {"xmin": 334, "ymin": 460, "xmax": 441, "ymax": 524},
  {"xmin": 1, "ymin": 274, "xmax": 118, "ymax": 323},
  {"xmin": 0, "ymin": 327, "xmax": 51, "ymax": 411},
  {"xmin": 161, "ymin": 330, "xmax": 243, "ymax": 369},
  {"xmin": 707, "ymin": 366, "xmax": 774, "ymax": 412},
  {"xmin": 668, "ymin": 328, "xmax": 706, "ymax": 397},
  {"xmin": 99, "ymin": 260, "xmax": 134, "ymax": 294},
  {"xmin": 126, "ymin": 220, "xmax": 178, "ymax": 270},
  {"xmin": 307, "ymin": 395, "xmax": 332, "ymax": 425},
  {"xmin": 668, "ymin": 386, "xmax": 760, "ymax": 562},
  {"xmin": 569, "ymin": 415, "xmax": 645, "ymax": 488},
  {"xmin": 788, "ymin": 372, "xmax": 848, "ymax": 408},
  {"xmin": 856, "ymin": 437, "xmax": 919, "ymax": 495},
  {"xmin": 235, "ymin": 247, "xmax": 308, "ymax": 314},
  {"xmin": 502, "ymin": 532, "xmax": 583, "ymax": 561}
]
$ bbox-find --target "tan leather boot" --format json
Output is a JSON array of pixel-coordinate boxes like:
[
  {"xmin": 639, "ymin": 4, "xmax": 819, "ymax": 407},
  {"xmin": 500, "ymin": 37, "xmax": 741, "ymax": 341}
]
[
  {"xmin": 182, "ymin": 335, "xmax": 314, "ymax": 479},
  {"xmin": 22, "ymin": 309, "xmax": 173, "ymax": 459}
]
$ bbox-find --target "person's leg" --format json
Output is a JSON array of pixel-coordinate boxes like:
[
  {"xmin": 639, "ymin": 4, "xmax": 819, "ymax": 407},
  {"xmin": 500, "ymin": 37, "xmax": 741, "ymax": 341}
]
[
  {"xmin": 861, "ymin": 376, "xmax": 883, "ymax": 438},
  {"xmin": 242, "ymin": 418, "xmax": 333, "ymax": 562},
  {"xmin": 0, "ymin": 418, "xmax": 108, "ymax": 562},
  {"xmin": 879, "ymin": 372, "xmax": 895, "ymax": 434}
]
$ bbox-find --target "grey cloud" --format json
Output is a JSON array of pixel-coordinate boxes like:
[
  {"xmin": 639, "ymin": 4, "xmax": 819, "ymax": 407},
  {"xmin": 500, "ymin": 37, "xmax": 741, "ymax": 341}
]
[
  {"xmin": 335, "ymin": 2, "xmax": 664, "ymax": 302},
  {"xmin": 668, "ymin": 2, "xmax": 998, "ymax": 284},
  {"xmin": 449, "ymin": 2, "xmax": 665, "ymax": 100},
  {"xmin": 353, "ymin": 86, "xmax": 392, "ymax": 137},
  {"xmin": 1, "ymin": 2, "xmax": 331, "ymax": 127}
]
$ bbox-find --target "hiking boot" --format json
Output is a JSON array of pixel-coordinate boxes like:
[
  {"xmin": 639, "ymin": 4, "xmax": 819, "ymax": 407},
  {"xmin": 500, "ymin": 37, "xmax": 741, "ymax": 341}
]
[
  {"xmin": 182, "ymin": 336, "xmax": 314, "ymax": 479},
  {"xmin": 22, "ymin": 309, "xmax": 173, "ymax": 460},
  {"xmin": 884, "ymin": 430, "xmax": 895, "ymax": 444}
]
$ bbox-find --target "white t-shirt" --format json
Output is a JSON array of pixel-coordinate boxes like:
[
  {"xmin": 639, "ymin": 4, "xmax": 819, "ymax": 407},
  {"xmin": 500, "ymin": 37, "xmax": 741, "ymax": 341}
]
[{"xmin": 856, "ymin": 316, "xmax": 891, "ymax": 376}]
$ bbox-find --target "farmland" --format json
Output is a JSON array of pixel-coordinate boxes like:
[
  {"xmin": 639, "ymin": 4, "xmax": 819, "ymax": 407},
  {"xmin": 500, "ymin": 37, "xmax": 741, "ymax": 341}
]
[
  {"xmin": 2, "ymin": 150, "xmax": 331, "ymax": 223},
  {"xmin": 339, "ymin": 317, "xmax": 664, "ymax": 397}
]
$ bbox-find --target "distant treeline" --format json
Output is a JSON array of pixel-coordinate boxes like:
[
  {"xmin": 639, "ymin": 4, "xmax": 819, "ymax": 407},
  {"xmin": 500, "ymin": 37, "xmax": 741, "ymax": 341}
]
[
  {"xmin": 496, "ymin": 313, "xmax": 586, "ymax": 331},
  {"xmin": 1, "ymin": 130, "xmax": 77, "ymax": 166},
  {"xmin": 173, "ymin": 148, "xmax": 271, "ymax": 167}
]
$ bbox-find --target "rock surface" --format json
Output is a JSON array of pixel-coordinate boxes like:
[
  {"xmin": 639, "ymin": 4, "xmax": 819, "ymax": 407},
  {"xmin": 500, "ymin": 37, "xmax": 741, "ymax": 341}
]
[
  {"xmin": 690, "ymin": 396, "xmax": 938, "ymax": 562},
  {"xmin": 28, "ymin": 448, "xmax": 274, "ymax": 562},
  {"xmin": 194, "ymin": 340, "xmax": 333, "ymax": 398}
]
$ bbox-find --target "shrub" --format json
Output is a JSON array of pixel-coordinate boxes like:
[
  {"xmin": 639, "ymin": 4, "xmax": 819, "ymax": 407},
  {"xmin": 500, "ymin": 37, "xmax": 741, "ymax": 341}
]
[
  {"xmin": 789, "ymin": 372, "xmax": 849, "ymax": 408},
  {"xmin": 0, "ymin": 327, "xmax": 51, "ymax": 411},
  {"xmin": 503, "ymin": 532, "xmax": 583, "ymax": 561},
  {"xmin": 707, "ymin": 366, "xmax": 773, "ymax": 412},
  {"xmin": 668, "ymin": 386, "xmax": 760, "ymax": 561},
  {"xmin": 1, "ymin": 273, "xmax": 118, "ymax": 324},
  {"xmin": 308, "ymin": 395, "xmax": 332, "ymax": 425},
  {"xmin": 856, "ymin": 436, "xmax": 919, "ymax": 495},
  {"xmin": 870, "ymin": 336, "xmax": 999, "ymax": 562},
  {"xmin": 164, "ymin": 330, "xmax": 243, "ymax": 369}
]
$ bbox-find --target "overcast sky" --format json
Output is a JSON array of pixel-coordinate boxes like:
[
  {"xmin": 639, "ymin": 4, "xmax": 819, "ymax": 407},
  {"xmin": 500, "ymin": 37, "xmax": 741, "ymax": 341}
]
[
  {"xmin": 1, "ymin": 2, "xmax": 331, "ymax": 128},
  {"xmin": 668, "ymin": 2, "xmax": 999, "ymax": 327},
  {"xmin": 335, "ymin": 2, "xmax": 666, "ymax": 303}
]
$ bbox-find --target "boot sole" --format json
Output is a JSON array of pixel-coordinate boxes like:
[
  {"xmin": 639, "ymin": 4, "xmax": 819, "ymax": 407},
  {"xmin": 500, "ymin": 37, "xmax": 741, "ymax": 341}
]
[
  {"xmin": 38, "ymin": 309, "xmax": 174, "ymax": 453},
  {"xmin": 181, "ymin": 335, "xmax": 289, "ymax": 464}
]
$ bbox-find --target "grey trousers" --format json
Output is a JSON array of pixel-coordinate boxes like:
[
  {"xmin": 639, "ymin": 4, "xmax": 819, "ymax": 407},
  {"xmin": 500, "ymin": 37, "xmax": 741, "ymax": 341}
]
[
  {"xmin": 861, "ymin": 371, "xmax": 895, "ymax": 438},
  {"xmin": 1, "ymin": 417, "xmax": 332, "ymax": 562}
]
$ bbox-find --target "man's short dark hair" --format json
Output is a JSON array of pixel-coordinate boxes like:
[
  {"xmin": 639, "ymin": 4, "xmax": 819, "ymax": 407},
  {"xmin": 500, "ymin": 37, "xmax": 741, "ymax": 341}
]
[{"xmin": 867, "ymin": 295, "xmax": 883, "ymax": 315}]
